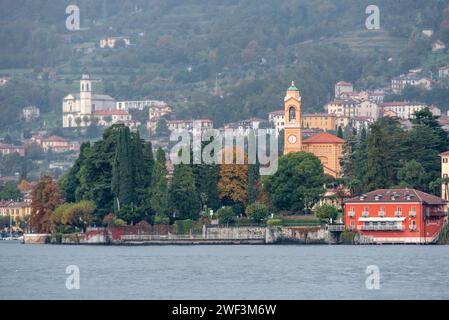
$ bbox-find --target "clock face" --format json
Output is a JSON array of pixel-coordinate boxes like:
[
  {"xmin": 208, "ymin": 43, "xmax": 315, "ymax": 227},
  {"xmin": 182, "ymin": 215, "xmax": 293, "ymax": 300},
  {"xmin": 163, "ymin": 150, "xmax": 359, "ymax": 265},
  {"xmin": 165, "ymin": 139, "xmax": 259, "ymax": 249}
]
[{"xmin": 288, "ymin": 135, "xmax": 297, "ymax": 144}]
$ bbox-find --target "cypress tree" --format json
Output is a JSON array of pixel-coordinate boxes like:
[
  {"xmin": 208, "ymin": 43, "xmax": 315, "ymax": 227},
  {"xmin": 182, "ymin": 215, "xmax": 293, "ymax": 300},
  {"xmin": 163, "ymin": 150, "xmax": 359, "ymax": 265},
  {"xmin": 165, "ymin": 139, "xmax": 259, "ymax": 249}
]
[
  {"xmin": 191, "ymin": 140, "xmax": 220, "ymax": 211},
  {"xmin": 131, "ymin": 131, "xmax": 146, "ymax": 206},
  {"xmin": 112, "ymin": 126, "xmax": 135, "ymax": 212},
  {"xmin": 248, "ymin": 161, "xmax": 261, "ymax": 204},
  {"xmin": 149, "ymin": 148, "xmax": 168, "ymax": 216},
  {"xmin": 169, "ymin": 164, "xmax": 201, "ymax": 220},
  {"xmin": 337, "ymin": 126, "xmax": 344, "ymax": 139},
  {"xmin": 143, "ymin": 141, "xmax": 154, "ymax": 189}
]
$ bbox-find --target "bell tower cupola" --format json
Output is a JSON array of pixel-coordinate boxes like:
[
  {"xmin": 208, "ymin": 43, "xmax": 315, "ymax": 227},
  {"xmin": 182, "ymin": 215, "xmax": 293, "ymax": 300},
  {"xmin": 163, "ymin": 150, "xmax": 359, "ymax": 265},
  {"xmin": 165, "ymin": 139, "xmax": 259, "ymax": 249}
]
[{"xmin": 283, "ymin": 81, "xmax": 302, "ymax": 155}]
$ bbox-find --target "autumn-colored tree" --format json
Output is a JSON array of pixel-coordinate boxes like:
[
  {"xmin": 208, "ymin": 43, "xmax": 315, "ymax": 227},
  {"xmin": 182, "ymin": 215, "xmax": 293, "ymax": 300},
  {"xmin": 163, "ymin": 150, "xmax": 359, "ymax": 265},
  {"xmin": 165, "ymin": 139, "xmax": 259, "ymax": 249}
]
[
  {"xmin": 17, "ymin": 180, "xmax": 30, "ymax": 193},
  {"xmin": 30, "ymin": 175, "xmax": 62, "ymax": 233},
  {"xmin": 52, "ymin": 201, "xmax": 96, "ymax": 232},
  {"xmin": 218, "ymin": 147, "xmax": 248, "ymax": 206}
]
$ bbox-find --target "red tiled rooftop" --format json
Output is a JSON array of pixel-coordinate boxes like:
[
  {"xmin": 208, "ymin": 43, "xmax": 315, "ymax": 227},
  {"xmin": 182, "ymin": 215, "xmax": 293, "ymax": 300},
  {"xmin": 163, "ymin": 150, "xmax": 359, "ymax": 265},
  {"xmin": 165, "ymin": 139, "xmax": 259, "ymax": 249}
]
[
  {"xmin": 44, "ymin": 135, "xmax": 67, "ymax": 142},
  {"xmin": 302, "ymin": 132, "xmax": 345, "ymax": 144},
  {"xmin": 92, "ymin": 110, "xmax": 129, "ymax": 116},
  {"xmin": 345, "ymin": 188, "xmax": 446, "ymax": 205}
]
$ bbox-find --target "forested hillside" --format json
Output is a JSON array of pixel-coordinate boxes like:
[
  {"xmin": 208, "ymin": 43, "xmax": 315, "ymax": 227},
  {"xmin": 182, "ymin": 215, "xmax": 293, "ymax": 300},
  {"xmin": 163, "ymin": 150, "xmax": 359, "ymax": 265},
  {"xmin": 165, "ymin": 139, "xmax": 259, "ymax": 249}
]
[{"xmin": 1, "ymin": 0, "xmax": 449, "ymax": 130}]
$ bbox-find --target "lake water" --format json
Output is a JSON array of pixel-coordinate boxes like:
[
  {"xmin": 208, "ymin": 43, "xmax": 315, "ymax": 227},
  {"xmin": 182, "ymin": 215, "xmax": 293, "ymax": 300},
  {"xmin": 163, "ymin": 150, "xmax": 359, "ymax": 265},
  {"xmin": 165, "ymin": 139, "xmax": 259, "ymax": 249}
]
[{"xmin": 0, "ymin": 241, "xmax": 448, "ymax": 300}]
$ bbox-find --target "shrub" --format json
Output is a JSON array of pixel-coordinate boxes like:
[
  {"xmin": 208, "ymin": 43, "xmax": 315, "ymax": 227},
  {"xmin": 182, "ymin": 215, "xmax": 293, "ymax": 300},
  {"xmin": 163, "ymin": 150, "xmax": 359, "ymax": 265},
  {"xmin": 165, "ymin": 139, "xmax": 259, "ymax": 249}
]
[
  {"xmin": 153, "ymin": 215, "xmax": 170, "ymax": 225},
  {"xmin": 174, "ymin": 219, "xmax": 193, "ymax": 234},
  {"xmin": 438, "ymin": 224, "xmax": 449, "ymax": 244},
  {"xmin": 111, "ymin": 218, "xmax": 126, "ymax": 227},
  {"xmin": 245, "ymin": 203, "xmax": 269, "ymax": 222},
  {"xmin": 267, "ymin": 219, "xmax": 282, "ymax": 226},
  {"xmin": 341, "ymin": 231, "xmax": 357, "ymax": 244},
  {"xmin": 315, "ymin": 204, "xmax": 339, "ymax": 222},
  {"xmin": 103, "ymin": 213, "xmax": 116, "ymax": 226},
  {"xmin": 217, "ymin": 206, "xmax": 236, "ymax": 225}
]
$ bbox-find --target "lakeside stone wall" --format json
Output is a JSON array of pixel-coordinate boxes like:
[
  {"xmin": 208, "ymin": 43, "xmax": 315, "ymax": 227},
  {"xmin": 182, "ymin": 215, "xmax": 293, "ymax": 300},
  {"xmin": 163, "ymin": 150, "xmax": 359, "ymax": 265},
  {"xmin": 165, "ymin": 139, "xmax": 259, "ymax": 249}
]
[
  {"xmin": 23, "ymin": 234, "xmax": 51, "ymax": 244},
  {"xmin": 24, "ymin": 225, "xmax": 333, "ymax": 245},
  {"xmin": 204, "ymin": 226, "xmax": 266, "ymax": 240},
  {"xmin": 266, "ymin": 226, "xmax": 329, "ymax": 244}
]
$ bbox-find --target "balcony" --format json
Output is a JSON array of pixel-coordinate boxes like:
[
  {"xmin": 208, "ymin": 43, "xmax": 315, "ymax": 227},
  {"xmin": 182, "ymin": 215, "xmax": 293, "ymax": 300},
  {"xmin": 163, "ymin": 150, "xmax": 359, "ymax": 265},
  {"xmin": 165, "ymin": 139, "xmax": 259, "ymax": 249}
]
[
  {"xmin": 409, "ymin": 211, "xmax": 416, "ymax": 218},
  {"xmin": 394, "ymin": 211, "xmax": 403, "ymax": 218},
  {"xmin": 409, "ymin": 225, "xmax": 417, "ymax": 231},
  {"xmin": 357, "ymin": 224, "xmax": 403, "ymax": 231},
  {"xmin": 362, "ymin": 212, "xmax": 369, "ymax": 218},
  {"xmin": 378, "ymin": 211, "xmax": 386, "ymax": 218},
  {"xmin": 348, "ymin": 212, "xmax": 355, "ymax": 218}
]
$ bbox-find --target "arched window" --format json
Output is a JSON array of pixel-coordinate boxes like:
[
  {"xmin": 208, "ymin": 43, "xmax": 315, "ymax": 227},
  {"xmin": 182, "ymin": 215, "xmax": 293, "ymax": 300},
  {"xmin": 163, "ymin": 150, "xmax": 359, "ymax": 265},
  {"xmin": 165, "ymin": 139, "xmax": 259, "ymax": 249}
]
[
  {"xmin": 81, "ymin": 84, "xmax": 84, "ymax": 91},
  {"xmin": 289, "ymin": 106, "xmax": 296, "ymax": 121},
  {"xmin": 86, "ymin": 83, "xmax": 90, "ymax": 91}
]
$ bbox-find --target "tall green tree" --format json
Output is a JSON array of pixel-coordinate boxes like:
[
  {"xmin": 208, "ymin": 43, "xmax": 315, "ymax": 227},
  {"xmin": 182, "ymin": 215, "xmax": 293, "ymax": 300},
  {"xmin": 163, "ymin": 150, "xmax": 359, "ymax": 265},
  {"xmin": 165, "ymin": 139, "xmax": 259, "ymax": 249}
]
[
  {"xmin": 60, "ymin": 142, "xmax": 90, "ymax": 203},
  {"xmin": 248, "ymin": 161, "xmax": 261, "ymax": 204},
  {"xmin": 412, "ymin": 108, "xmax": 449, "ymax": 151},
  {"xmin": 111, "ymin": 126, "xmax": 135, "ymax": 212},
  {"xmin": 169, "ymin": 164, "xmax": 201, "ymax": 220},
  {"xmin": 365, "ymin": 118, "xmax": 405, "ymax": 191},
  {"xmin": 149, "ymin": 148, "xmax": 168, "ymax": 216},
  {"xmin": 397, "ymin": 160, "xmax": 427, "ymax": 190},
  {"xmin": 264, "ymin": 152, "xmax": 325, "ymax": 213},
  {"xmin": 143, "ymin": 141, "xmax": 155, "ymax": 189}
]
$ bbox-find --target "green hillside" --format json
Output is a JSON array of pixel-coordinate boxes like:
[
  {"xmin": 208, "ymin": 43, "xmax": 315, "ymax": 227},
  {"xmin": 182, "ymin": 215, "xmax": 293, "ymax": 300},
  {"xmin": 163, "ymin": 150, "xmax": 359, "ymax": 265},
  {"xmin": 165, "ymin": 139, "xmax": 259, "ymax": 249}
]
[{"xmin": 1, "ymin": 0, "xmax": 449, "ymax": 132}]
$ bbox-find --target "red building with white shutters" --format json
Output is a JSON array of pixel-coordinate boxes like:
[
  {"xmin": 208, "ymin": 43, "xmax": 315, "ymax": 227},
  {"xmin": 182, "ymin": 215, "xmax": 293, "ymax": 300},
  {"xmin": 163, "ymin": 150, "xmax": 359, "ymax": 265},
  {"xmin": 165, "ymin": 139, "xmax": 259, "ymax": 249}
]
[{"xmin": 344, "ymin": 189, "xmax": 447, "ymax": 244}]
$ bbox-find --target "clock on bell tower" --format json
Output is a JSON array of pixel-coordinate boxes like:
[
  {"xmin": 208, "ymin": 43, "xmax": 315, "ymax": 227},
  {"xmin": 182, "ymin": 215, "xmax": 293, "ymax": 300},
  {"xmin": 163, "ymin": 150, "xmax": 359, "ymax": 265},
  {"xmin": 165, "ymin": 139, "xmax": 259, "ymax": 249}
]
[{"xmin": 283, "ymin": 81, "xmax": 302, "ymax": 155}]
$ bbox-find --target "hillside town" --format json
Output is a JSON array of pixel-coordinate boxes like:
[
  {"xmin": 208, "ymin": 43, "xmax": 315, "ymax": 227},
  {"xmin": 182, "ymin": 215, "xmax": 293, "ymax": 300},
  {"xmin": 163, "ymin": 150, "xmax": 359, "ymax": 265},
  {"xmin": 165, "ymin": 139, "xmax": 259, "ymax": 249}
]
[{"xmin": 1, "ymin": 69, "xmax": 449, "ymax": 245}]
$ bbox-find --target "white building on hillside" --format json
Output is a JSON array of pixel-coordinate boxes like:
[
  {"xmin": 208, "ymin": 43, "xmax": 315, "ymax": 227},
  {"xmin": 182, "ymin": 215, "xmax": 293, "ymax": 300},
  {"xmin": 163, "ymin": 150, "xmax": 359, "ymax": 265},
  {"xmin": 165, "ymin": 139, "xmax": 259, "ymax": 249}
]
[
  {"xmin": 22, "ymin": 106, "xmax": 40, "ymax": 122},
  {"xmin": 268, "ymin": 110, "xmax": 285, "ymax": 136},
  {"xmin": 439, "ymin": 66, "xmax": 449, "ymax": 79},
  {"xmin": 62, "ymin": 75, "xmax": 116, "ymax": 128},
  {"xmin": 335, "ymin": 81, "xmax": 353, "ymax": 99},
  {"xmin": 381, "ymin": 102, "xmax": 440, "ymax": 120},
  {"xmin": 147, "ymin": 104, "xmax": 172, "ymax": 134},
  {"xmin": 117, "ymin": 100, "xmax": 169, "ymax": 111},
  {"xmin": 326, "ymin": 99, "xmax": 380, "ymax": 120}
]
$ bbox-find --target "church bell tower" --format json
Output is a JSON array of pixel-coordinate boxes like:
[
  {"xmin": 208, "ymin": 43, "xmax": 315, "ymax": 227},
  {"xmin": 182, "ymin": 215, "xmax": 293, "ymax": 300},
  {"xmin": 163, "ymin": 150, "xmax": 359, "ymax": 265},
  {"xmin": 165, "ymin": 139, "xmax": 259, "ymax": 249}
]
[
  {"xmin": 80, "ymin": 74, "xmax": 92, "ymax": 115},
  {"xmin": 283, "ymin": 81, "xmax": 302, "ymax": 155}
]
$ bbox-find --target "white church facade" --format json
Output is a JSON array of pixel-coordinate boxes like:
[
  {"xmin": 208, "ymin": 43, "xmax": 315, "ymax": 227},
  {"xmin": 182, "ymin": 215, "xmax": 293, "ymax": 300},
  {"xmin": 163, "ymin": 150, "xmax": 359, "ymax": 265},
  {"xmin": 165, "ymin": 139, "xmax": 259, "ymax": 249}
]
[{"xmin": 62, "ymin": 74, "xmax": 118, "ymax": 128}]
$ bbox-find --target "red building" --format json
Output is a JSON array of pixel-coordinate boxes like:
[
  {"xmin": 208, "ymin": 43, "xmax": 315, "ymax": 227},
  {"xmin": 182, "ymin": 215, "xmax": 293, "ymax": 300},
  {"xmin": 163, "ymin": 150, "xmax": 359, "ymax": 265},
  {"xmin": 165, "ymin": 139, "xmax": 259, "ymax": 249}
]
[{"xmin": 344, "ymin": 189, "xmax": 447, "ymax": 244}]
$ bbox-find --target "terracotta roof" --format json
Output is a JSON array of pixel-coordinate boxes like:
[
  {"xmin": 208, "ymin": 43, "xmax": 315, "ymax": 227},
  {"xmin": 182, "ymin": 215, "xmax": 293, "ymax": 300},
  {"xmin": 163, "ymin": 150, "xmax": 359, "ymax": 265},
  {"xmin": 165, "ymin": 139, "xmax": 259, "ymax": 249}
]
[
  {"xmin": 440, "ymin": 150, "xmax": 449, "ymax": 156},
  {"xmin": 345, "ymin": 188, "xmax": 446, "ymax": 205},
  {"xmin": 328, "ymin": 99, "xmax": 358, "ymax": 105},
  {"xmin": 7, "ymin": 202, "xmax": 30, "ymax": 208},
  {"xmin": 93, "ymin": 110, "xmax": 129, "ymax": 116},
  {"xmin": 381, "ymin": 101, "xmax": 425, "ymax": 107},
  {"xmin": 303, "ymin": 113, "xmax": 331, "ymax": 117},
  {"xmin": 44, "ymin": 135, "xmax": 67, "ymax": 142},
  {"xmin": 268, "ymin": 110, "xmax": 284, "ymax": 115},
  {"xmin": 302, "ymin": 132, "xmax": 345, "ymax": 144}
]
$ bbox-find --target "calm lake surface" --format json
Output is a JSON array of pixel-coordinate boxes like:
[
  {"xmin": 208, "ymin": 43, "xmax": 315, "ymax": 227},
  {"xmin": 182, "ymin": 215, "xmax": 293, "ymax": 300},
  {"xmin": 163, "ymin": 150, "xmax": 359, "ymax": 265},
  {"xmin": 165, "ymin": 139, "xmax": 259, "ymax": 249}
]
[{"xmin": 1, "ymin": 241, "xmax": 448, "ymax": 300}]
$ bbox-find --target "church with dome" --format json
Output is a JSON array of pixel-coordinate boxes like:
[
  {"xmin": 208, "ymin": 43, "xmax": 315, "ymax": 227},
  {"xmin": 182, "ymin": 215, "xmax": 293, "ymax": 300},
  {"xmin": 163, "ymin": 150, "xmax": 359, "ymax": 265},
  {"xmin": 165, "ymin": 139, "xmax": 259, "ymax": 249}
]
[{"xmin": 282, "ymin": 82, "xmax": 345, "ymax": 178}]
